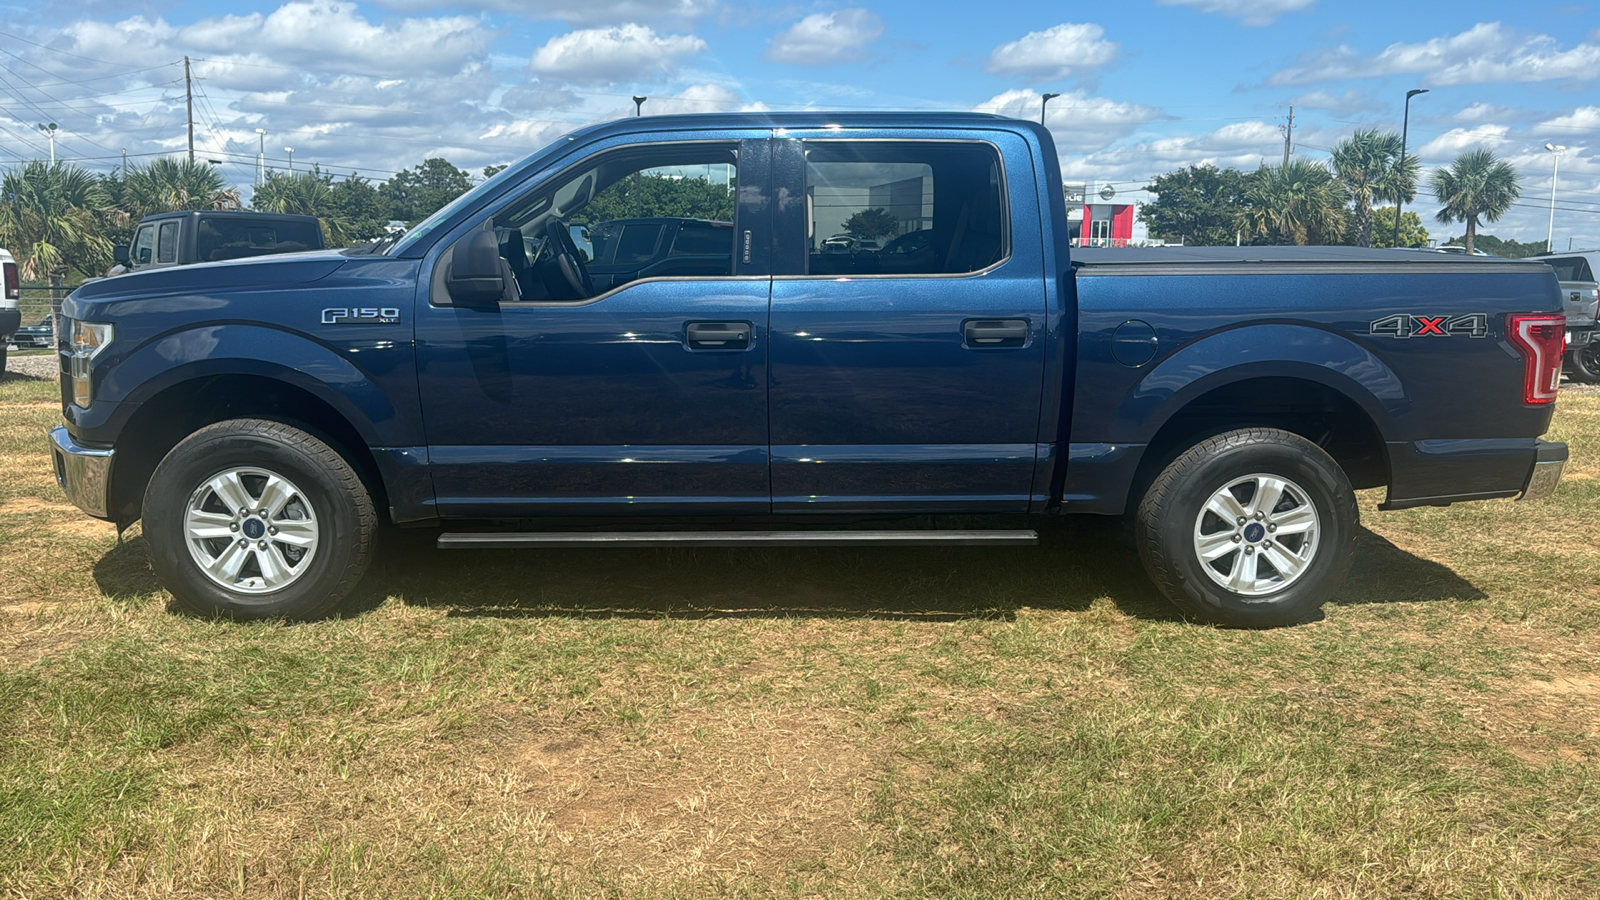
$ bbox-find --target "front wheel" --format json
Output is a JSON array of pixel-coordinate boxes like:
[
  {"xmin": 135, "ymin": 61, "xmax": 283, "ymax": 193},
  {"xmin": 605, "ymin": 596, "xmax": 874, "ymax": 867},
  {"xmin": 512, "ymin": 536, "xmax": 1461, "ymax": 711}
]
[
  {"xmin": 1136, "ymin": 428, "xmax": 1357, "ymax": 628},
  {"xmin": 143, "ymin": 419, "xmax": 377, "ymax": 620},
  {"xmin": 1567, "ymin": 340, "xmax": 1600, "ymax": 384}
]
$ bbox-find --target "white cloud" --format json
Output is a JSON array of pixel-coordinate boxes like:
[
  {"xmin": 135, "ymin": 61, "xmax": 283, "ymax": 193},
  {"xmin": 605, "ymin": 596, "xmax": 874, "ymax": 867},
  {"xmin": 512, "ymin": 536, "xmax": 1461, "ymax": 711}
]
[
  {"xmin": 530, "ymin": 24, "xmax": 708, "ymax": 84},
  {"xmin": 1157, "ymin": 0, "xmax": 1313, "ymax": 26},
  {"xmin": 1270, "ymin": 22, "xmax": 1600, "ymax": 86},
  {"xmin": 975, "ymin": 89, "xmax": 1161, "ymax": 152},
  {"xmin": 1416, "ymin": 125, "xmax": 1510, "ymax": 160},
  {"xmin": 66, "ymin": 3, "xmax": 491, "ymax": 79},
  {"xmin": 1286, "ymin": 88, "xmax": 1378, "ymax": 117},
  {"xmin": 984, "ymin": 23, "xmax": 1118, "ymax": 82},
  {"xmin": 1454, "ymin": 102, "xmax": 1513, "ymax": 123},
  {"xmin": 1539, "ymin": 107, "xmax": 1600, "ymax": 135},
  {"xmin": 631, "ymin": 84, "xmax": 769, "ymax": 115},
  {"xmin": 764, "ymin": 9, "xmax": 884, "ymax": 66},
  {"xmin": 372, "ymin": 0, "xmax": 716, "ymax": 25}
]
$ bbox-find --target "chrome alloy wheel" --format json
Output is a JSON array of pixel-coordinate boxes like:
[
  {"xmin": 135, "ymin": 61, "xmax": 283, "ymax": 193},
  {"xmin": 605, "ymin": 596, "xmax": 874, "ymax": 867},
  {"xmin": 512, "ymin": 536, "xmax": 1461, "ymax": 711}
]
[
  {"xmin": 1192, "ymin": 473, "xmax": 1320, "ymax": 597},
  {"xmin": 183, "ymin": 467, "xmax": 319, "ymax": 594}
]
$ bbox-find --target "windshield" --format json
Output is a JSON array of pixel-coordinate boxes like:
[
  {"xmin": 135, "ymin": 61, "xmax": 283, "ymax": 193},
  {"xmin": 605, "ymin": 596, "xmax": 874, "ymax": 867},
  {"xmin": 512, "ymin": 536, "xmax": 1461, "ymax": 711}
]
[{"xmin": 385, "ymin": 133, "xmax": 574, "ymax": 256}]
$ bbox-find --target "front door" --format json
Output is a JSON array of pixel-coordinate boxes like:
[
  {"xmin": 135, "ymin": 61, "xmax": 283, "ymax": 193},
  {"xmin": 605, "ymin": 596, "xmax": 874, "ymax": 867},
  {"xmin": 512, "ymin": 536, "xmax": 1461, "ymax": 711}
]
[
  {"xmin": 415, "ymin": 137, "xmax": 773, "ymax": 517},
  {"xmin": 766, "ymin": 132, "xmax": 1047, "ymax": 513}
]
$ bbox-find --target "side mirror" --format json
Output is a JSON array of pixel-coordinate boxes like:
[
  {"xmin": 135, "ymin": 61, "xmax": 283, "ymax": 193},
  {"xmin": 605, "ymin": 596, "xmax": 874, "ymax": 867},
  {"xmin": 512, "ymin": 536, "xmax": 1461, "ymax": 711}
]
[
  {"xmin": 112, "ymin": 245, "xmax": 129, "ymax": 266},
  {"xmin": 445, "ymin": 230, "xmax": 507, "ymax": 307}
]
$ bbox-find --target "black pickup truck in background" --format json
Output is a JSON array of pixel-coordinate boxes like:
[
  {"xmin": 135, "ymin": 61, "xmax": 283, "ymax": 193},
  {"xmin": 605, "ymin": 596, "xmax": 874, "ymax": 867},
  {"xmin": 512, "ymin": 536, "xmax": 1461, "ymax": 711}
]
[{"xmin": 114, "ymin": 210, "xmax": 325, "ymax": 273}]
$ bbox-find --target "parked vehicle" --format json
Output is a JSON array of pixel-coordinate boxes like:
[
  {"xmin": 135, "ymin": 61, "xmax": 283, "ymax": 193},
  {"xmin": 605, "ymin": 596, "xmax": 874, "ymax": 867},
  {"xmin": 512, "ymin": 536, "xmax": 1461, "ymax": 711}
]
[
  {"xmin": 1531, "ymin": 253, "xmax": 1600, "ymax": 382},
  {"xmin": 113, "ymin": 210, "xmax": 325, "ymax": 273},
  {"xmin": 0, "ymin": 249, "xmax": 18, "ymax": 372},
  {"xmin": 9, "ymin": 316, "xmax": 54, "ymax": 350},
  {"xmin": 575, "ymin": 217, "xmax": 734, "ymax": 294},
  {"xmin": 49, "ymin": 112, "xmax": 1569, "ymax": 627}
]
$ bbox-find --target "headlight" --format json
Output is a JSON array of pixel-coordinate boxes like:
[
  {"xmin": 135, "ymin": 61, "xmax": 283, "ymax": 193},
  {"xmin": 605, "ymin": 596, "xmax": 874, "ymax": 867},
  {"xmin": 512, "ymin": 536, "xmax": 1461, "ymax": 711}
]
[{"xmin": 68, "ymin": 320, "xmax": 113, "ymax": 408}]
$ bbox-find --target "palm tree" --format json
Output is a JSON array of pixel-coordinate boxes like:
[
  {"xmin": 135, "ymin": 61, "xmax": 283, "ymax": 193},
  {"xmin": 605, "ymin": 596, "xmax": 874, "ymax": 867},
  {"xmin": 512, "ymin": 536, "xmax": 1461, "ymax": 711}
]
[
  {"xmin": 0, "ymin": 161, "xmax": 114, "ymax": 315},
  {"xmin": 1330, "ymin": 128, "xmax": 1419, "ymax": 248},
  {"xmin": 1238, "ymin": 158, "xmax": 1349, "ymax": 246},
  {"xmin": 121, "ymin": 157, "xmax": 240, "ymax": 221},
  {"xmin": 252, "ymin": 169, "xmax": 351, "ymax": 246},
  {"xmin": 1431, "ymin": 149, "xmax": 1520, "ymax": 255}
]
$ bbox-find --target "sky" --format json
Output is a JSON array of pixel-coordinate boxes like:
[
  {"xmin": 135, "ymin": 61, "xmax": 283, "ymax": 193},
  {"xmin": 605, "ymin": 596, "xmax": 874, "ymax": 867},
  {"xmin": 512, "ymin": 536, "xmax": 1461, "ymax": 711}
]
[{"xmin": 0, "ymin": 0, "xmax": 1597, "ymax": 248}]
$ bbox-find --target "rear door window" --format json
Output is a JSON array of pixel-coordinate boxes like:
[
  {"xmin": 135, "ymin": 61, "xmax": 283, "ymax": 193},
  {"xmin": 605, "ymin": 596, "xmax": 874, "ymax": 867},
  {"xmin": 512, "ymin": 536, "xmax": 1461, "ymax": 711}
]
[
  {"xmin": 156, "ymin": 222, "xmax": 179, "ymax": 264},
  {"xmin": 1547, "ymin": 257, "xmax": 1596, "ymax": 282}
]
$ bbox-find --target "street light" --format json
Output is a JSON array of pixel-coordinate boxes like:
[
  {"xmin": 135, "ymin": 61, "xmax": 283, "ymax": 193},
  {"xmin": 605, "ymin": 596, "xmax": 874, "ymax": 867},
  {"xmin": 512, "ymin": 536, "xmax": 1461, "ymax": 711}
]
[
  {"xmin": 255, "ymin": 128, "xmax": 266, "ymax": 187},
  {"xmin": 1040, "ymin": 92, "xmax": 1060, "ymax": 126},
  {"xmin": 1393, "ymin": 88, "xmax": 1428, "ymax": 249},
  {"xmin": 1545, "ymin": 143, "xmax": 1567, "ymax": 253},
  {"xmin": 632, "ymin": 95, "xmax": 647, "ymax": 117},
  {"xmin": 35, "ymin": 123, "xmax": 57, "ymax": 164},
  {"xmin": 284, "ymin": 147, "xmax": 294, "ymax": 172}
]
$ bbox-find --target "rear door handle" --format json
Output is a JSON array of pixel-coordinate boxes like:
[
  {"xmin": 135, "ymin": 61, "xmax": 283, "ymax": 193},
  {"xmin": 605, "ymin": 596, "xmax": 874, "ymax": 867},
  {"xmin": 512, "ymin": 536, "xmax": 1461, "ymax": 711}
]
[
  {"xmin": 686, "ymin": 321, "xmax": 752, "ymax": 350},
  {"xmin": 963, "ymin": 318, "xmax": 1029, "ymax": 349}
]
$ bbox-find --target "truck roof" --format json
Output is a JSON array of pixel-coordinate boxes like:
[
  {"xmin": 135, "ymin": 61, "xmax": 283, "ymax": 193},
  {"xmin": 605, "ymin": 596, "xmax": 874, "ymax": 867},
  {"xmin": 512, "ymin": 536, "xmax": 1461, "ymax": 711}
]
[
  {"xmin": 564, "ymin": 111, "xmax": 1031, "ymax": 142},
  {"xmin": 138, "ymin": 209, "xmax": 321, "ymax": 224}
]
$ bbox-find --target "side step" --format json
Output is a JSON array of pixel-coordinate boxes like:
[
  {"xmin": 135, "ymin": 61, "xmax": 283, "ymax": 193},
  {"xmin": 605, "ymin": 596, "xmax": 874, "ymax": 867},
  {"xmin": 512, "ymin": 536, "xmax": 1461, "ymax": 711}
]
[{"xmin": 437, "ymin": 530, "xmax": 1039, "ymax": 549}]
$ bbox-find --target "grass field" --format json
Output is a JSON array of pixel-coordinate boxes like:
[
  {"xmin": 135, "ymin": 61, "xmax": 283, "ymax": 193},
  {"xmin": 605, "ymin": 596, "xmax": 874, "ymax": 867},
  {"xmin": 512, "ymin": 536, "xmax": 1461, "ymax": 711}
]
[{"xmin": 2, "ymin": 370, "xmax": 1599, "ymax": 898}]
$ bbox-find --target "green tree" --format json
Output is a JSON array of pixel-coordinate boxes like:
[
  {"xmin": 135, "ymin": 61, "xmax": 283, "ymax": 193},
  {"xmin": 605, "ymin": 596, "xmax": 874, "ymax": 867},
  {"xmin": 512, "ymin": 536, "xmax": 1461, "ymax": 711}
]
[
  {"xmin": 1330, "ymin": 128, "xmax": 1419, "ymax": 248},
  {"xmin": 1139, "ymin": 164, "xmax": 1255, "ymax": 246},
  {"xmin": 575, "ymin": 174, "xmax": 735, "ymax": 225},
  {"xmin": 1449, "ymin": 233, "xmax": 1547, "ymax": 258},
  {"xmin": 328, "ymin": 174, "xmax": 391, "ymax": 244},
  {"xmin": 1371, "ymin": 206, "xmax": 1429, "ymax": 249},
  {"xmin": 0, "ymin": 161, "xmax": 114, "ymax": 307},
  {"xmin": 381, "ymin": 158, "xmax": 472, "ymax": 224},
  {"xmin": 1238, "ymin": 158, "xmax": 1349, "ymax": 246},
  {"xmin": 843, "ymin": 207, "xmax": 899, "ymax": 242},
  {"xmin": 1431, "ymin": 148, "xmax": 1521, "ymax": 256},
  {"xmin": 253, "ymin": 168, "xmax": 349, "ymax": 245},
  {"xmin": 483, "ymin": 164, "xmax": 508, "ymax": 178}
]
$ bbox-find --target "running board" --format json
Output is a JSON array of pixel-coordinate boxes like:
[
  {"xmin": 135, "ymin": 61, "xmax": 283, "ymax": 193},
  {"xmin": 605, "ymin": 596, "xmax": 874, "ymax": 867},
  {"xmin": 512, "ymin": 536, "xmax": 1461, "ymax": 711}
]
[{"xmin": 437, "ymin": 529, "xmax": 1039, "ymax": 549}]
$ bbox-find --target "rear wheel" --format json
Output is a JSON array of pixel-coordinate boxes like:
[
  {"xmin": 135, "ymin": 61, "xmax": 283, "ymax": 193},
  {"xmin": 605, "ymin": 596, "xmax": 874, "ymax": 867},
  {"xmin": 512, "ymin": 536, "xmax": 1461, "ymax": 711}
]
[
  {"xmin": 143, "ymin": 419, "xmax": 376, "ymax": 620},
  {"xmin": 1567, "ymin": 341, "xmax": 1600, "ymax": 384},
  {"xmin": 1136, "ymin": 428, "xmax": 1357, "ymax": 628}
]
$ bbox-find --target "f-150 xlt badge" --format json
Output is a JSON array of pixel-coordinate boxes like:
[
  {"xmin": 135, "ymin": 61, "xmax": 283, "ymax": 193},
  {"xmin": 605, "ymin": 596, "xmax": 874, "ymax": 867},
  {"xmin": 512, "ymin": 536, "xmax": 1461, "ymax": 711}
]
[
  {"xmin": 322, "ymin": 307, "xmax": 400, "ymax": 325},
  {"xmin": 1369, "ymin": 313, "xmax": 1488, "ymax": 339}
]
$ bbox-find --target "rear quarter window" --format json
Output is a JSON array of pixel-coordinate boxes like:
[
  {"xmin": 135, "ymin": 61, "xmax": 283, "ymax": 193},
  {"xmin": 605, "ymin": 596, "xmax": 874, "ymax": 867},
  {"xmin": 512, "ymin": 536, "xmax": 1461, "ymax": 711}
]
[
  {"xmin": 1547, "ymin": 258, "xmax": 1596, "ymax": 282},
  {"xmin": 196, "ymin": 219, "xmax": 323, "ymax": 262}
]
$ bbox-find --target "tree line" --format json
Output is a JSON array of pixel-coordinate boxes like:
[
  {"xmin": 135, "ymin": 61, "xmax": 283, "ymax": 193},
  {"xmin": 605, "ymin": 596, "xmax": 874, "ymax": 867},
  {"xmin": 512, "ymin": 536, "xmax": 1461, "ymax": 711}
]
[
  {"xmin": 0, "ymin": 156, "xmax": 487, "ymax": 295},
  {"xmin": 1139, "ymin": 131, "xmax": 1526, "ymax": 255}
]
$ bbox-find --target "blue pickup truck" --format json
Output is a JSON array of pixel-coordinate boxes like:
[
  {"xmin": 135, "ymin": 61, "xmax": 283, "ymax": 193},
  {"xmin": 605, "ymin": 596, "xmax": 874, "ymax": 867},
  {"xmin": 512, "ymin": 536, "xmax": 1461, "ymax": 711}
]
[{"xmin": 49, "ymin": 113, "xmax": 1569, "ymax": 627}]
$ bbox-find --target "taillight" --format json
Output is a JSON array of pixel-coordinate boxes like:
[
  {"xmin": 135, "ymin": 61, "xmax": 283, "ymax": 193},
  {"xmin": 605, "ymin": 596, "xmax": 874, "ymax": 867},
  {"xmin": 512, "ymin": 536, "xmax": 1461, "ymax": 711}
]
[
  {"xmin": 1506, "ymin": 313, "xmax": 1565, "ymax": 405},
  {"xmin": 3, "ymin": 262, "xmax": 16, "ymax": 301}
]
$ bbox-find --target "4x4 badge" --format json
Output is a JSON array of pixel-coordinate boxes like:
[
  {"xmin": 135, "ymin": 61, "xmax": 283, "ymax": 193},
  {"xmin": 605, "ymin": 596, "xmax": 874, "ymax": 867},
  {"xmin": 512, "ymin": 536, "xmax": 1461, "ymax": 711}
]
[{"xmin": 322, "ymin": 307, "xmax": 400, "ymax": 325}]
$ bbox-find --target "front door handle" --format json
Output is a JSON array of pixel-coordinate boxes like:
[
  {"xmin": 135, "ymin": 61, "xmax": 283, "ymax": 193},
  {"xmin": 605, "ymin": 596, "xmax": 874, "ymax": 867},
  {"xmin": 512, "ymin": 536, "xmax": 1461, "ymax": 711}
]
[
  {"xmin": 686, "ymin": 321, "xmax": 752, "ymax": 350},
  {"xmin": 963, "ymin": 318, "xmax": 1029, "ymax": 349}
]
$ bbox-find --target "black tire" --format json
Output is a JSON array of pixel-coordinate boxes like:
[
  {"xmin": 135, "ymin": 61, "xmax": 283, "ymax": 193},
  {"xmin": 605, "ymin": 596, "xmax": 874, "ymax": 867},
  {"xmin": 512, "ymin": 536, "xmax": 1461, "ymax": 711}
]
[
  {"xmin": 0, "ymin": 345, "xmax": 7, "ymax": 375},
  {"xmin": 1136, "ymin": 428, "xmax": 1357, "ymax": 628},
  {"xmin": 143, "ymin": 419, "xmax": 377, "ymax": 620},
  {"xmin": 1567, "ymin": 341, "xmax": 1600, "ymax": 384}
]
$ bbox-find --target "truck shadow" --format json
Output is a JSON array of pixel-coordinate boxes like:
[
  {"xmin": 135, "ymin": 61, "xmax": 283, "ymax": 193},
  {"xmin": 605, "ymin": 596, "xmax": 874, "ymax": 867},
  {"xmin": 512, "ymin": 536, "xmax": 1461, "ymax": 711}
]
[{"xmin": 90, "ymin": 521, "xmax": 1485, "ymax": 623}]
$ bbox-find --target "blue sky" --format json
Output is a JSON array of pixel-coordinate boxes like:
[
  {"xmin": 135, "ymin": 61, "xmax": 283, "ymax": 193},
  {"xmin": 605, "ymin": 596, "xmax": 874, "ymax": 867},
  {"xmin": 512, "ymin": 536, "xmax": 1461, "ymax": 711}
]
[{"xmin": 1, "ymin": 0, "xmax": 1596, "ymax": 246}]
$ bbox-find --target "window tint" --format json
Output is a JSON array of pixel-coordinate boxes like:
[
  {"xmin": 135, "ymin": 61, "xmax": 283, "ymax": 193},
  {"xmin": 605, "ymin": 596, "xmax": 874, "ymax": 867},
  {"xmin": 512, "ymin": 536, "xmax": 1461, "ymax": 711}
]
[
  {"xmin": 131, "ymin": 225, "xmax": 155, "ymax": 266},
  {"xmin": 1547, "ymin": 257, "xmax": 1595, "ymax": 282},
  {"xmin": 672, "ymin": 221, "xmax": 733, "ymax": 256},
  {"xmin": 157, "ymin": 222, "xmax": 179, "ymax": 264},
  {"xmin": 614, "ymin": 224, "xmax": 664, "ymax": 264},
  {"xmin": 196, "ymin": 218, "xmax": 322, "ymax": 262},
  {"xmin": 803, "ymin": 142, "xmax": 1005, "ymax": 276}
]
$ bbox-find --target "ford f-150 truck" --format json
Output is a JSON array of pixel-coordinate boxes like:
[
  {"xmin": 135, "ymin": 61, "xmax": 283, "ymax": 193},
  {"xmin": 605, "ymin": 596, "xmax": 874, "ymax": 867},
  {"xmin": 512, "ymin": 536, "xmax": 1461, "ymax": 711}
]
[{"xmin": 48, "ymin": 113, "xmax": 1570, "ymax": 627}]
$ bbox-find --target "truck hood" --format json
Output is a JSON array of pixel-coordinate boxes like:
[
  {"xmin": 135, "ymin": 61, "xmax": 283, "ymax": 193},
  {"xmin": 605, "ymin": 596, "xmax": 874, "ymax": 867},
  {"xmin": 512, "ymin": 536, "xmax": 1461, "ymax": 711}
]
[{"xmin": 70, "ymin": 249, "xmax": 348, "ymax": 303}]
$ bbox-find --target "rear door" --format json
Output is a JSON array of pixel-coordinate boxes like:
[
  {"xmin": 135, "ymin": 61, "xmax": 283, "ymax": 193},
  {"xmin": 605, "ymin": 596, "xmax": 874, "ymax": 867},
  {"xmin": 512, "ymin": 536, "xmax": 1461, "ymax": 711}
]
[{"xmin": 765, "ymin": 130, "xmax": 1048, "ymax": 513}]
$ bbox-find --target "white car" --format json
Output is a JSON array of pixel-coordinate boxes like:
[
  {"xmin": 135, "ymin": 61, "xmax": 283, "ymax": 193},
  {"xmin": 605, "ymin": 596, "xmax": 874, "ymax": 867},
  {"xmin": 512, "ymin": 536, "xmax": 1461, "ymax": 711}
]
[{"xmin": 0, "ymin": 249, "xmax": 19, "ymax": 372}]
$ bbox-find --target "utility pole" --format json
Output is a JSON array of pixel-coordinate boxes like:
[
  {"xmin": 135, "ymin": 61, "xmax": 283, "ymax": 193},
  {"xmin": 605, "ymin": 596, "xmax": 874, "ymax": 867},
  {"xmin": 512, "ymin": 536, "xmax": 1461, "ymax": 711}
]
[
  {"xmin": 184, "ymin": 56, "xmax": 194, "ymax": 164},
  {"xmin": 1281, "ymin": 106, "xmax": 1294, "ymax": 167}
]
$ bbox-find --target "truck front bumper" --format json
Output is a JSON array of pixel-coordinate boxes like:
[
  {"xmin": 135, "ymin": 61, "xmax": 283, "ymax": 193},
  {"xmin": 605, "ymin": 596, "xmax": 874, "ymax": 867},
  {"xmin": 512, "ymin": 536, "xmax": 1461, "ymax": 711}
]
[
  {"xmin": 1519, "ymin": 440, "xmax": 1567, "ymax": 502},
  {"xmin": 49, "ymin": 424, "xmax": 115, "ymax": 520}
]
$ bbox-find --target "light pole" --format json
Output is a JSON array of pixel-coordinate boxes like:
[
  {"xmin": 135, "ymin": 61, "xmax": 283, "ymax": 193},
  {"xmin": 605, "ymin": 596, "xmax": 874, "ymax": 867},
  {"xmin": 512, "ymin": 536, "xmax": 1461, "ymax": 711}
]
[
  {"xmin": 1040, "ymin": 92, "xmax": 1061, "ymax": 126},
  {"xmin": 1545, "ymin": 143, "xmax": 1566, "ymax": 253},
  {"xmin": 1393, "ymin": 88, "xmax": 1428, "ymax": 249},
  {"xmin": 36, "ymin": 123, "xmax": 57, "ymax": 163},
  {"xmin": 285, "ymin": 147, "xmax": 294, "ymax": 172},
  {"xmin": 255, "ymin": 128, "xmax": 266, "ymax": 187},
  {"xmin": 632, "ymin": 95, "xmax": 647, "ymax": 117},
  {"xmin": 120, "ymin": 148, "xmax": 127, "ymax": 179}
]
